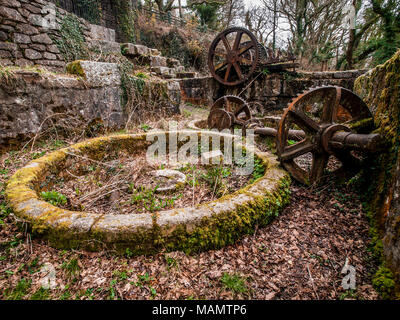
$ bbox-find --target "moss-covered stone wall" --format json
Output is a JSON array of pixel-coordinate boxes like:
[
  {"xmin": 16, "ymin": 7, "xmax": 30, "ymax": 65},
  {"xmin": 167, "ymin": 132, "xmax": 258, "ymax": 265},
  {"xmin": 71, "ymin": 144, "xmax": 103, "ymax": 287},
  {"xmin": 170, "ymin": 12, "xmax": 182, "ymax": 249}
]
[{"xmin": 354, "ymin": 49, "xmax": 400, "ymax": 298}]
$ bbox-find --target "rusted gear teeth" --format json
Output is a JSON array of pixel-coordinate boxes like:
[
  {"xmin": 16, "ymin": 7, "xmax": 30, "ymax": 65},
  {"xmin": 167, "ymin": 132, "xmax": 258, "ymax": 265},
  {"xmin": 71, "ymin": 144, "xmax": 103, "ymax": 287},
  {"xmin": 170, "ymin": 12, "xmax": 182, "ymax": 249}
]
[
  {"xmin": 209, "ymin": 95, "xmax": 252, "ymax": 129},
  {"xmin": 208, "ymin": 26, "xmax": 260, "ymax": 86}
]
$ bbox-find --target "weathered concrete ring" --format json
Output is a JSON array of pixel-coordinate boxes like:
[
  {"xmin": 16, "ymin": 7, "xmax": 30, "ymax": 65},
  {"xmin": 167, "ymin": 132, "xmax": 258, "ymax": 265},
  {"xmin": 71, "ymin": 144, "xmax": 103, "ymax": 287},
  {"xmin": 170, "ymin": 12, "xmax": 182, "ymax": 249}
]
[{"xmin": 5, "ymin": 131, "xmax": 291, "ymax": 255}]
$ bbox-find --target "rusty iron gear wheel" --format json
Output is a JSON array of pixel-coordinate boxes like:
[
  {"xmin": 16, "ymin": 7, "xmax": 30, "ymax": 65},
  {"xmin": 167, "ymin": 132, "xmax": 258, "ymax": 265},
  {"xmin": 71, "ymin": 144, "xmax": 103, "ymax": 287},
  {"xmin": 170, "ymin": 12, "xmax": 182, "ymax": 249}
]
[
  {"xmin": 276, "ymin": 86, "xmax": 373, "ymax": 186},
  {"xmin": 208, "ymin": 95, "xmax": 252, "ymax": 130},
  {"xmin": 208, "ymin": 27, "xmax": 260, "ymax": 86}
]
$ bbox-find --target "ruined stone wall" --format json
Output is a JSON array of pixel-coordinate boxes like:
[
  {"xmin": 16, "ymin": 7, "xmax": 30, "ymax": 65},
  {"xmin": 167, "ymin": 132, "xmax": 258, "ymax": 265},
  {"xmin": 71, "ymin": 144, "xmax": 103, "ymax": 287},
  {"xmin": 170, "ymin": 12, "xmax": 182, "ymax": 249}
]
[
  {"xmin": 0, "ymin": 59, "xmax": 183, "ymax": 148},
  {"xmin": 354, "ymin": 50, "xmax": 400, "ymax": 294},
  {"xmin": 0, "ymin": 66, "xmax": 124, "ymax": 147},
  {"xmin": 180, "ymin": 70, "xmax": 366, "ymax": 111}
]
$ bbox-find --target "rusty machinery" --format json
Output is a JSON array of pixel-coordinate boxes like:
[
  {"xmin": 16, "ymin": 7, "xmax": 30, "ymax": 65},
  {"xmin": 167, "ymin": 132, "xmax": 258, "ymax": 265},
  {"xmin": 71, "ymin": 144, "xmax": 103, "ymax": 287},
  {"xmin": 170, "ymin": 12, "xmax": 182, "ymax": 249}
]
[
  {"xmin": 208, "ymin": 26, "xmax": 297, "ymax": 87},
  {"xmin": 207, "ymin": 86, "xmax": 386, "ymax": 185},
  {"xmin": 206, "ymin": 29, "xmax": 385, "ymax": 185}
]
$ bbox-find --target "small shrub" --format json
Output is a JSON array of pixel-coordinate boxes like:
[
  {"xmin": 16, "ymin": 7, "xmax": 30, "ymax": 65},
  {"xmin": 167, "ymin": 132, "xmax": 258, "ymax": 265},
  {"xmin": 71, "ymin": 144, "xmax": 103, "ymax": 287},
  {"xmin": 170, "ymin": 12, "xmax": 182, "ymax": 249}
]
[
  {"xmin": 220, "ymin": 273, "xmax": 248, "ymax": 295},
  {"xmin": 40, "ymin": 191, "xmax": 67, "ymax": 206}
]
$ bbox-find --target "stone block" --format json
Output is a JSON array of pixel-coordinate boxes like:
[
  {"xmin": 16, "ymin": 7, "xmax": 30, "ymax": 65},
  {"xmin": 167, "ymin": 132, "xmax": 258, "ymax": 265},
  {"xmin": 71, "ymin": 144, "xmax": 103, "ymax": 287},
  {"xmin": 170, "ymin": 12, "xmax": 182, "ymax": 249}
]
[
  {"xmin": 0, "ymin": 6, "xmax": 26, "ymax": 23},
  {"xmin": 87, "ymin": 40, "xmax": 121, "ymax": 54},
  {"xmin": 150, "ymin": 55, "xmax": 167, "ymax": 67},
  {"xmin": 24, "ymin": 48, "xmax": 42, "ymax": 60},
  {"xmin": 177, "ymin": 72, "xmax": 196, "ymax": 79},
  {"xmin": 13, "ymin": 33, "xmax": 31, "ymax": 44},
  {"xmin": 89, "ymin": 24, "xmax": 116, "ymax": 42},
  {"xmin": 0, "ymin": 0, "xmax": 21, "ymax": 8},
  {"xmin": 0, "ymin": 31, "xmax": 7, "ymax": 41},
  {"xmin": 121, "ymin": 43, "xmax": 150, "ymax": 57},
  {"xmin": 31, "ymin": 33, "xmax": 53, "ymax": 44},
  {"xmin": 66, "ymin": 60, "xmax": 121, "ymax": 87},
  {"xmin": 16, "ymin": 23, "xmax": 39, "ymax": 35}
]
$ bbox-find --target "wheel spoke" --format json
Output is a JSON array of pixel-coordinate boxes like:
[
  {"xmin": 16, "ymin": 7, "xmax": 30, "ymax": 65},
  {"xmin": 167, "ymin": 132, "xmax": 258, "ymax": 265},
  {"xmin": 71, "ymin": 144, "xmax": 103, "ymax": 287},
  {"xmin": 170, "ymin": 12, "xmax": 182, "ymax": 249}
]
[
  {"xmin": 224, "ymin": 63, "xmax": 232, "ymax": 82},
  {"xmin": 232, "ymin": 62, "xmax": 243, "ymax": 79},
  {"xmin": 288, "ymin": 109, "xmax": 320, "ymax": 133},
  {"xmin": 234, "ymin": 104, "xmax": 246, "ymax": 117},
  {"xmin": 224, "ymin": 96, "xmax": 232, "ymax": 112},
  {"xmin": 321, "ymin": 86, "xmax": 342, "ymax": 123},
  {"xmin": 238, "ymin": 43, "xmax": 254, "ymax": 56},
  {"xmin": 310, "ymin": 152, "xmax": 329, "ymax": 184},
  {"xmin": 233, "ymin": 31, "xmax": 243, "ymax": 50},
  {"xmin": 215, "ymin": 61, "xmax": 228, "ymax": 71},
  {"xmin": 280, "ymin": 139, "xmax": 314, "ymax": 161},
  {"xmin": 221, "ymin": 35, "xmax": 231, "ymax": 52}
]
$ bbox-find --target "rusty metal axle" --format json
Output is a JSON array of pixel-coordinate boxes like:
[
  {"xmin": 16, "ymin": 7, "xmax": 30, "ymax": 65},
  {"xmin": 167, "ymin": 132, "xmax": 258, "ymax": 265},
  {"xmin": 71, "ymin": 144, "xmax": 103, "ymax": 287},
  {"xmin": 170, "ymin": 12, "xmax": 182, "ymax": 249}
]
[{"xmin": 254, "ymin": 127, "xmax": 384, "ymax": 153}]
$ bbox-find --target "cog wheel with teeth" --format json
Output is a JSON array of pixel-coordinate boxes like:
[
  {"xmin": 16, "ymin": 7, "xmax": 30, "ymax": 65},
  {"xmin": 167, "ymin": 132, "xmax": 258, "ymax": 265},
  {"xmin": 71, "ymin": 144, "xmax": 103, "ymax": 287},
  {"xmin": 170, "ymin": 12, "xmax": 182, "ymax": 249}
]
[
  {"xmin": 208, "ymin": 27, "xmax": 260, "ymax": 86},
  {"xmin": 208, "ymin": 95, "xmax": 252, "ymax": 130},
  {"xmin": 276, "ymin": 86, "xmax": 373, "ymax": 186}
]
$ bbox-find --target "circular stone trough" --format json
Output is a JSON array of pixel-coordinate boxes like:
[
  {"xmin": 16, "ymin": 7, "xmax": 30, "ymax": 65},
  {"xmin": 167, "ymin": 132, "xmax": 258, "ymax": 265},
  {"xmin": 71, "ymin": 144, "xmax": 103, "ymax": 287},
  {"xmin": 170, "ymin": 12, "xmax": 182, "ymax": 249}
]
[{"xmin": 5, "ymin": 131, "xmax": 290, "ymax": 255}]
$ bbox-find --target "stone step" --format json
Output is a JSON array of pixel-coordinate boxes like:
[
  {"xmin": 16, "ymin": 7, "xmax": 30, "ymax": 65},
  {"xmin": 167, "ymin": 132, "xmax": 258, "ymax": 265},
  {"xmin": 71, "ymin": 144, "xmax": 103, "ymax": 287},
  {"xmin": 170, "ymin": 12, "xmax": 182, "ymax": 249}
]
[
  {"xmin": 66, "ymin": 60, "xmax": 121, "ymax": 87},
  {"xmin": 87, "ymin": 40, "xmax": 121, "ymax": 54},
  {"xmin": 121, "ymin": 43, "xmax": 151, "ymax": 57},
  {"xmin": 151, "ymin": 66, "xmax": 188, "ymax": 79},
  {"xmin": 150, "ymin": 55, "xmax": 168, "ymax": 68},
  {"xmin": 151, "ymin": 66, "xmax": 174, "ymax": 78},
  {"xmin": 177, "ymin": 71, "xmax": 197, "ymax": 79},
  {"xmin": 89, "ymin": 24, "xmax": 116, "ymax": 42}
]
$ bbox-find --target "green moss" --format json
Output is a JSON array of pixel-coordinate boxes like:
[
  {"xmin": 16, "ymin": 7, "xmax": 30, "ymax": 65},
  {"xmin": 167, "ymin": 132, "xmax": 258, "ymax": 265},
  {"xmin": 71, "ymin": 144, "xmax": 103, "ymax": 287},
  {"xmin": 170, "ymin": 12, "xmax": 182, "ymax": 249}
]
[
  {"xmin": 354, "ymin": 49, "xmax": 400, "ymax": 298},
  {"xmin": 372, "ymin": 266, "xmax": 396, "ymax": 299},
  {"xmin": 66, "ymin": 60, "xmax": 85, "ymax": 77}
]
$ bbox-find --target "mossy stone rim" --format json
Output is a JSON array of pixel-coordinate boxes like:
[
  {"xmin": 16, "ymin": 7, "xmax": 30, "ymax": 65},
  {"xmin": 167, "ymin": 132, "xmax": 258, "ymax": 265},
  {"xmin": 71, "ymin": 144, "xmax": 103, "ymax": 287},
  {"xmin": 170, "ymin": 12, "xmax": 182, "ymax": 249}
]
[{"xmin": 5, "ymin": 131, "xmax": 291, "ymax": 254}]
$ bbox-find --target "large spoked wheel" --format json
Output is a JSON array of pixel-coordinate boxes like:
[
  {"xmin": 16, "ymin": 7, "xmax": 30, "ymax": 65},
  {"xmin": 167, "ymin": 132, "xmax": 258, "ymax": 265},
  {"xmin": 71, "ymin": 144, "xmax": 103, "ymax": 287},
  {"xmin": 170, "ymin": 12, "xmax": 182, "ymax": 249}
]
[
  {"xmin": 208, "ymin": 95, "xmax": 252, "ymax": 130},
  {"xmin": 208, "ymin": 27, "xmax": 260, "ymax": 86},
  {"xmin": 276, "ymin": 86, "xmax": 373, "ymax": 186}
]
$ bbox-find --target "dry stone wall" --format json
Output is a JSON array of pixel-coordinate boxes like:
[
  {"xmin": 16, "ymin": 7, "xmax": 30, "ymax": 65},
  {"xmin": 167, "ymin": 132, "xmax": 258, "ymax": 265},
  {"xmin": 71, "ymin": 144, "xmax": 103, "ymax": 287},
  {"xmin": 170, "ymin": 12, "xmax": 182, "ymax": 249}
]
[{"xmin": 0, "ymin": 0, "xmax": 96, "ymax": 70}]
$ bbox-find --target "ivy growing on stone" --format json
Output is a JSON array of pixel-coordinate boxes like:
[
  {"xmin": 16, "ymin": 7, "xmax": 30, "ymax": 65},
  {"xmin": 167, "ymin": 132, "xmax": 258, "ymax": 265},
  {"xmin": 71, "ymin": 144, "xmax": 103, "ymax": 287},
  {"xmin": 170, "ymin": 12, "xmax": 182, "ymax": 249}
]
[{"xmin": 51, "ymin": 11, "xmax": 89, "ymax": 62}]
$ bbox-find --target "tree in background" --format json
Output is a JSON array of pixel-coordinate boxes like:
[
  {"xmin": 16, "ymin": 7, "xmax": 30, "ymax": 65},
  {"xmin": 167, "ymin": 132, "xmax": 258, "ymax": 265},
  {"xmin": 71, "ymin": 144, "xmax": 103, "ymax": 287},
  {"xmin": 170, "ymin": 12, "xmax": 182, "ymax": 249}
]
[
  {"xmin": 218, "ymin": 0, "xmax": 245, "ymax": 29},
  {"xmin": 191, "ymin": 2, "xmax": 223, "ymax": 29}
]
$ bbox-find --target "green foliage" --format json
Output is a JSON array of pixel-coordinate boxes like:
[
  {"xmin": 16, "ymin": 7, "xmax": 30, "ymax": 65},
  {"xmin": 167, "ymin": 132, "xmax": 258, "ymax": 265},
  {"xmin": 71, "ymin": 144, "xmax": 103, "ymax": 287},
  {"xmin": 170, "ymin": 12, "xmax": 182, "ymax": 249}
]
[
  {"xmin": 192, "ymin": 3, "xmax": 222, "ymax": 29},
  {"xmin": 61, "ymin": 258, "xmax": 80, "ymax": 278},
  {"xmin": 372, "ymin": 266, "xmax": 396, "ymax": 299},
  {"xmin": 40, "ymin": 191, "xmax": 67, "ymax": 206},
  {"xmin": 339, "ymin": 289, "xmax": 358, "ymax": 300},
  {"xmin": 201, "ymin": 166, "xmax": 231, "ymax": 194},
  {"xmin": 76, "ymin": 0, "xmax": 102, "ymax": 24},
  {"xmin": 164, "ymin": 255, "xmax": 179, "ymax": 271},
  {"xmin": 220, "ymin": 273, "xmax": 248, "ymax": 295},
  {"xmin": 118, "ymin": 60, "xmax": 146, "ymax": 108},
  {"xmin": 30, "ymin": 288, "xmax": 49, "ymax": 300},
  {"xmin": 4, "ymin": 279, "xmax": 31, "ymax": 300},
  {"xmin": 51, "ymin": 12, "xmax": 88, "ymax": 62},
  {"xmin": 131, "ymin": 186, "xmax": 182, "ymax": 212},
  {"xmin": 114, "ymin": 0, "xmax": 136, "ymax": 43},
  {"xmin": 140, "ymin": 124, "xmax": 151, "ymax": 132},
  {"xmin": 250, "ymin": 157, "xmax": 265, "ymax": 183}
]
